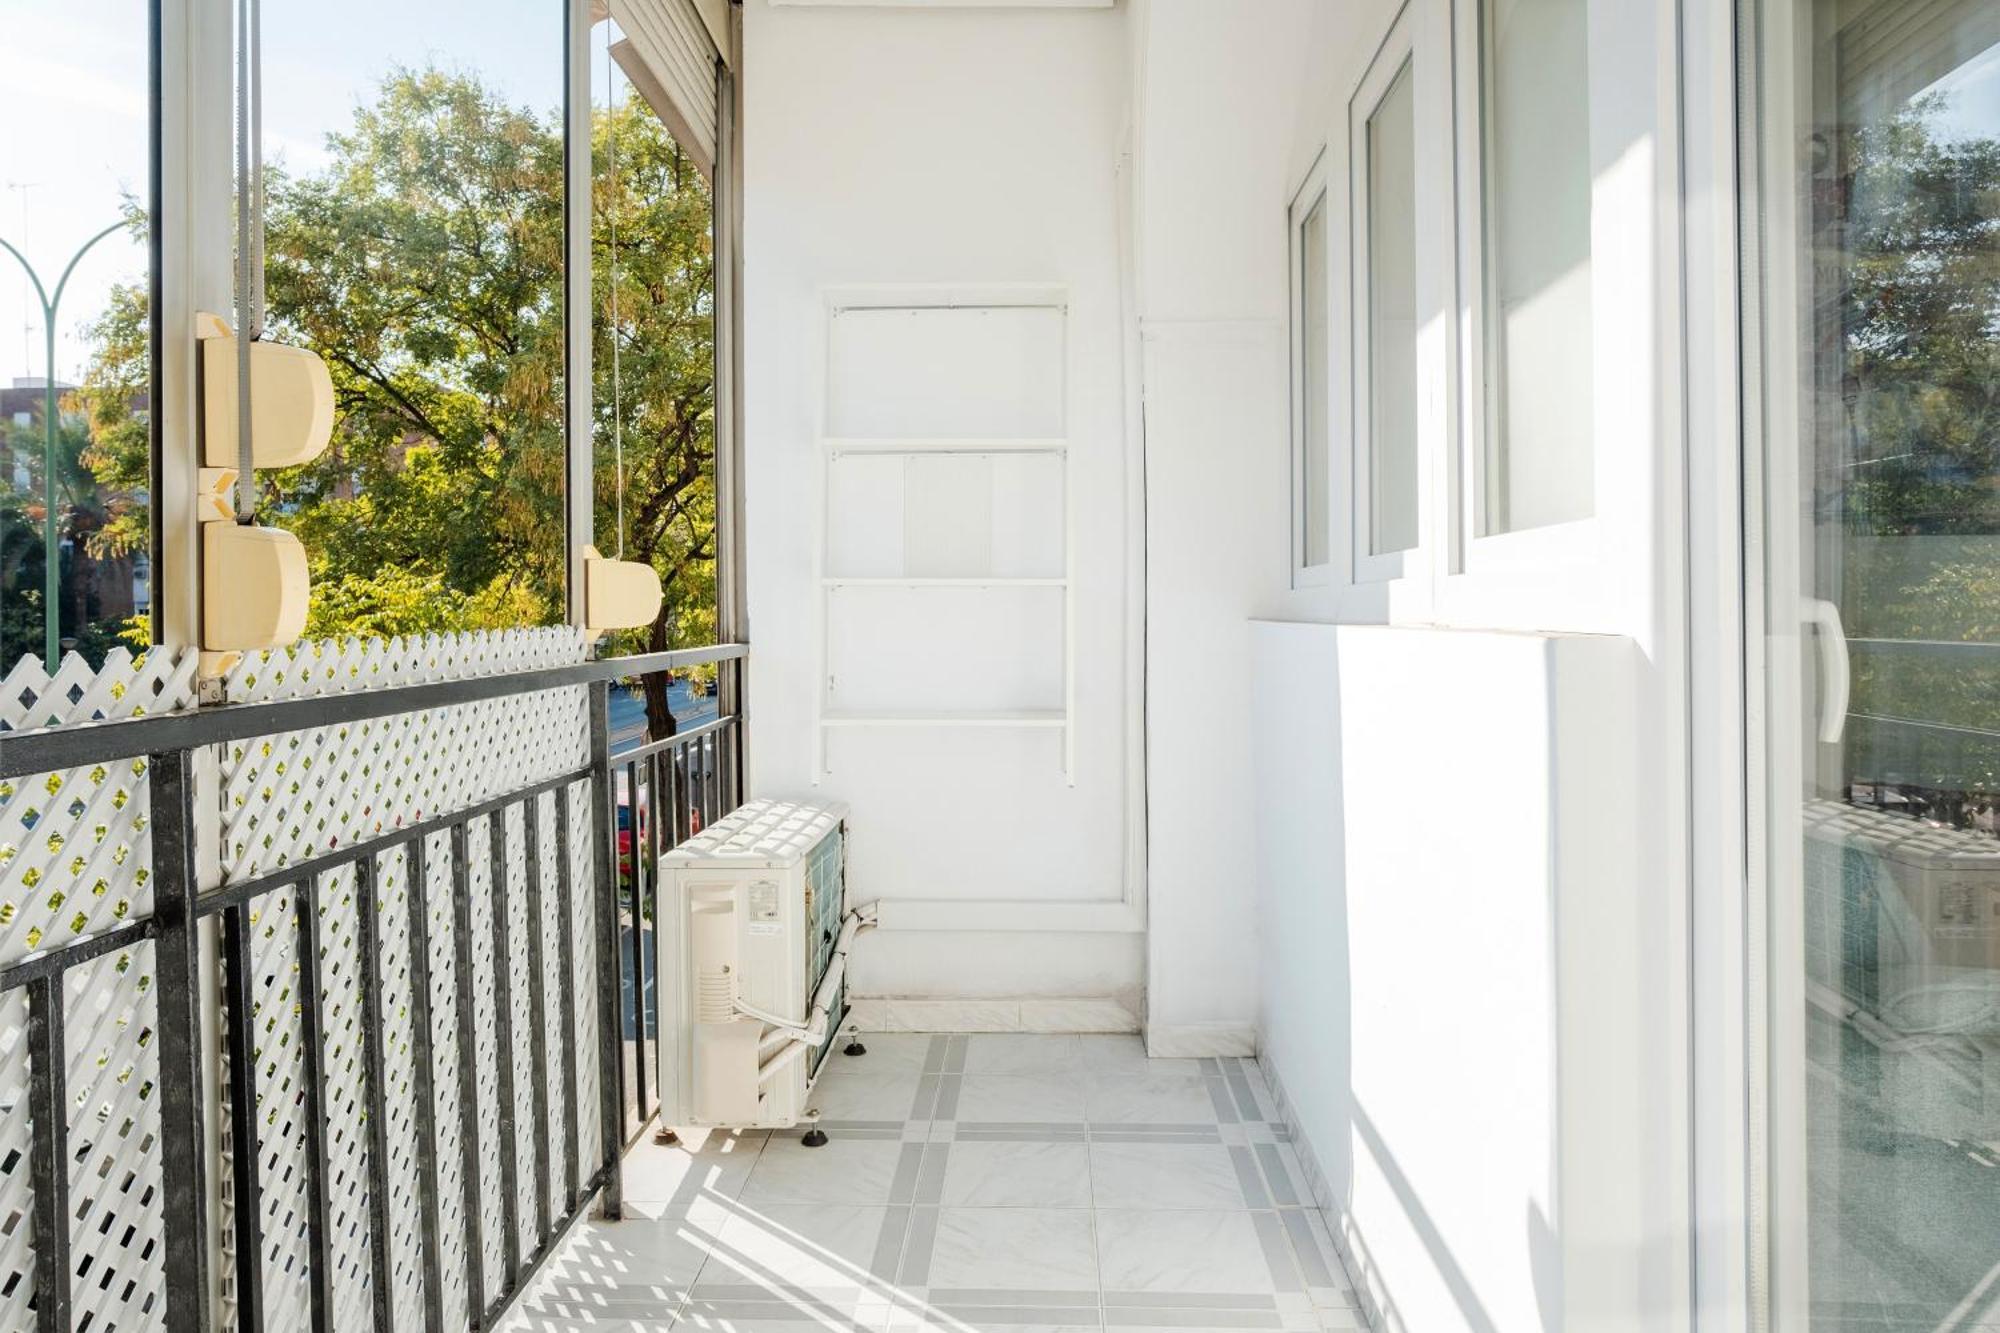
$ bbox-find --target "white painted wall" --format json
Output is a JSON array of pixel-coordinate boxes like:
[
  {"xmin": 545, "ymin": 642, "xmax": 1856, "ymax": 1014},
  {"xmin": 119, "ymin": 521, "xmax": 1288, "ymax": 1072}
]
[
  {"xmin": 1132, "ymin": 0, "xmax": 1694, "ymax": 1329},
  {"xmin": 740, "ymin": 0, "xmax": 1143, "ymax": 1015},
  {"xmin": 1253, "ymin": 623, "xmax": 1677, "ymax": 1333},
  {"xmin": 1127, "ymin": 0, "xmax": 1320, "ymax": 1055}
]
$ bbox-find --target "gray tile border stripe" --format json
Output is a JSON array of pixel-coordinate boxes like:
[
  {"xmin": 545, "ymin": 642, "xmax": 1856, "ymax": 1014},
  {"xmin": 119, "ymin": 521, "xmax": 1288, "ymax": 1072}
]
[
  {"xmin": 914, "ymin": 1143, "xmax": 949, "ymax": 1207},
  {"xmin": 910, "ymin": 1073, "xmax": 941, "ymax": 1120},
  {"xmin": 694, "ymin": 1283, "xmax": 880, "ymax": 1304},
  {"xmin": 928, "ymin": 1304, "xmax": 1103, "ymax": 1326},
  {"xmin": 1087, "ymin": 1130, "xmax": 1219, "ymax": 1144},
  {"xmin": 927, "ymin": 1288, "xmax": 1103, "ymax": 1306},
  {"xmin": 1256, "ymin": 1143, "xmax": 1299, "ymax": 1207},
  {"xmin": 1206, "ymin": 1075, "xmax": 1241, "ymax": 1124},
  {"xmin": 1226, "ymin": 1063, "xmax": 1262, "ymax": 1119},
  {"xmin": 1095, "ymin": 1123, "xmax": 1222, "ymax": 1136},
  {"xmin": 680, "ymin": 1295, "xmax": 879, "ymax": 1322},
  {"xmin": 889, "ymin": 1142, "xmax": 926, "ymax": 1206},
  {"xmin": 1102, "ymin": 1292, "xmax": 1280, "ymax": 1309},
  {"xmin": 899, "ymin": 1206, "xmax": 941, "ymax": 1286},
  {"xmin": 932, "ymin": 1073, "xmax": 962, "ymax": 1120},
  {"xmin": 1251, "ymin": 1208, "xmax": 1304, "ymax": 1294},
  {"xmin": 950, "ymin": 1129, "xmax": 1090, "ymax": 1143},
  {"xmin": 923, "ymin": 1035, "xmax": 949, "ymax": 1074},
  {"xmin": 1280, "ymin": 1207, "xmax": 1335, "ymax": 1289},
  {"xmin": 944, "ymin": 1035, "xmax": 968, "ymax": 1073},
  {"xmin": 1104, "ymin": 1307, "xmax": 1284, "ymax": 1328},
  {"xmin": 871, "ymin": 1203, "xmax": 911, "ymax": 1281},
  {"xmin": 1230, "ymin": 1145, "xmax": 1271, "ymax": 1208}
]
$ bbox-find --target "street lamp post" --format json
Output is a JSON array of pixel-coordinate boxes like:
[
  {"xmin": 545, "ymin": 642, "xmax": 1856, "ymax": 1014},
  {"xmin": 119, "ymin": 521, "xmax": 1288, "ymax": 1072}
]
[{"xmin": 0, "ymin": 220, "xmax": 128, "ymax": 671}]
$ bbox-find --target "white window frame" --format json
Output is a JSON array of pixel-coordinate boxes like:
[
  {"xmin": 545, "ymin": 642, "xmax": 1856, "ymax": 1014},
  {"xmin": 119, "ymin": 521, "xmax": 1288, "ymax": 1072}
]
[
  {"xmin": 1347, "ymin": 2, "xmax": 1424, "ymax": 587},
  {"xmin": 1288, "ymin": 151, "xmax": 1335, "ymax": 589}
]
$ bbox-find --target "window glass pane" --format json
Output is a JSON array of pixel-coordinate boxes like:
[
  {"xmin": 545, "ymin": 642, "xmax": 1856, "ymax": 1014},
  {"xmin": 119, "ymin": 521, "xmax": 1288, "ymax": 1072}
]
[
  {"xmin": 258, "ymin": 1, "xmax": 568, "ymax": 637},
  {"xmin": 1299, "ymin": 192, "xmax": 1329, "ymax": 569},
  {"xmin": 592, "ymin": 13, "xmax": 720, "ymax": 736},
  {"xmin": 1481, "ymin": 0, "xmax": 1592, "ymax": 535},
  {"xmin": 1367, "ymin": 59, "xmax": 1418, "ymax": 557},
  {"xmin": 0, "ymin": 1, "xmax": 153, "ymax": 672},
  {"xmin": 1753, "ymin": 2, "xmax": 2000, "ymax": 1324}
]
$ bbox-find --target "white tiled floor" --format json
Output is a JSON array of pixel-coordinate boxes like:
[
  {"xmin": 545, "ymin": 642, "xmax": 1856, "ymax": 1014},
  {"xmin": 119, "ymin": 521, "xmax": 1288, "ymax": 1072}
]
[{"xmin": 503, "ymin": 1034, "xmax": 1367, "ymax": 1332}]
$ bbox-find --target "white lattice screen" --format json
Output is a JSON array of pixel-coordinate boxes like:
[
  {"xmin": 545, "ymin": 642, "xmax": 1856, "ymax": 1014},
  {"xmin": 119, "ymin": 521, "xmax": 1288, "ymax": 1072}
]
[{"xmin": 0, "ymin": 628, "xmax": 618, "ymax": 1333}]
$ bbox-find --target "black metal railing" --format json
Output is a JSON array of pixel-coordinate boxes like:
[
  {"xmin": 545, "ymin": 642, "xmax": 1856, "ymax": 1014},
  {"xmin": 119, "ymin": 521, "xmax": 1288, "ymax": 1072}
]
[{"xmin": 0, "ymin": 644, "xmax": 746, "ymax": 1333}]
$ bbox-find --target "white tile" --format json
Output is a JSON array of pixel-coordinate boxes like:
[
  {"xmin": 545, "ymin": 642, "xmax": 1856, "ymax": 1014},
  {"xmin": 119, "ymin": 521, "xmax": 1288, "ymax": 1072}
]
[
  {"xmin": 1077, "ymin": 1036, "xmax": 1200, "ymax": 1077},
  {"xmin": 923, "ymin": 1207, "xmax": 1099, "ymax": 1294},
  {"xmin": 807, "ymin": 1072, "xmax": 927, "ymax": 1122},
  {"xmin": 514, "ymin": 1216, "xmax": 709, "ymax": 1313},
  {"xmin": 623, "ymin": 1130, "xmax": 768, "ymax": 1207},
  {"xmin": 741, "ymin": 1137, "xmax": 910, "ymax": 1207},
  {"xmin": 693, "ymin": 1204, "xmax": 892, "ymax": 1299},
  {"xmin": 1090, "ymin": 1143, "xmax": 1253, "ymax": 1210},
  {"xmin": 1095, "ymin": 1210, "xmax": 1279, "ymax": 1298},
  {"xmin": 889, "ymin": 1314, "xmax": 1101, "ymax": 1333},
  {"xmin": 963, "ymin": 1033, "xmax": 1081, "ymax": 1075},
  {"xmin": 955, "ymin": 1073, "xmax": 1087, "ymax": 1124},
  {"xmin": 675, "ymin": 1304, "xmax": 893, "ymax": 1332},
  {"xmin": 1084, "ymin": 1074, "xmax": 1218, "ymax": 1126},
  {"xmin": 940, "ymin": 1141, "xmax": 1092, "ymax": 1208},
  {"xmin": 823, "ymin": 1033, "xmax": 941, "ymax": 1074}
]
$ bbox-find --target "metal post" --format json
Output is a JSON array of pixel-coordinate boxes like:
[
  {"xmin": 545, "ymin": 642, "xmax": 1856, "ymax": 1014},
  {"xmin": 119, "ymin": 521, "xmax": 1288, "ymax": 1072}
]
[
  {"xmin": 588, "ymin": 681, "xmax": 624, "ymax": 1217},
  {"xmin": 352, "ymin": 852, "xmax": 396, "ymax": 1333},
  {"xmin": 404, "ymin": 834, "xmax": 448, "ymax": 1333},
  {"xmin": 294, "ymin": 876, "xmax": 334, "ymax": 1333},
  {"xmin": 26, "ymin": 974, "xmax": 71, "ymax": 1333},
  {"xmin": 149, "ymin": 749, "xmax": 212, "ymax": 1333},
  {"xmin": 486, "ymin": 811, "xmax": 522, "ymax": 1285}
]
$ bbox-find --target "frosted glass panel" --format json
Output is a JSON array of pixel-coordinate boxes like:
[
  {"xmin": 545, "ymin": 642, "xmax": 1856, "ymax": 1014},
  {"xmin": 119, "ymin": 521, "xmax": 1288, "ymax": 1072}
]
[
  {"xmin": 827, "ymin": 304, "xmax": 1063, "ymax": 438},
  {"xmin": 1481, "ymin": 0, "xmax": 1593, "ymax": 534},
  {"xmin": 1366, "ymin": 60, "xmax": 1418, "ymax": 557}
]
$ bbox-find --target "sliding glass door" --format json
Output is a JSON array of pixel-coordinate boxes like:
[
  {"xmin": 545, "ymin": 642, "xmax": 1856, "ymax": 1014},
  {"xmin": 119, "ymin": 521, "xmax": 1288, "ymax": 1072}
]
[{"xmin": 1747, "ymin": 1, "xmax": 2000, "ymax": 1326}]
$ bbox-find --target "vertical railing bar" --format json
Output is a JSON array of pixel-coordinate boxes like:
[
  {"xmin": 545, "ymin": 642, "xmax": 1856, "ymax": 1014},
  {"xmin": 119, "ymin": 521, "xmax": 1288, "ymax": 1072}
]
[
  {"xmin": 706, "ymin": 734, "xmax": 718, "ymax": 826},
  {"xmin": 624, "ymin": 758, "xmax": 647, "ymax": 1129},
  {"xmin": 352, "ymin": 851, "xmax": 396, "ymax": 1333},
  {"xmin": 221, "ymin": 900, "xmax": 266, "ymax": 1331},
  {"xmin": 588, "ymin": 682, "xmax": 625, "ymax": 1218},
  {"xmin": 522, "ymin": 794, "xmax": 553, "ymax": 1250},
  {"xmin": 487, "ymin": 810, "xmax": 523, "ymax": 1286},
  {"xmin": 295, "ymin": 873, "xmax": 335, "ymax": 1333},
  {"xmin": 643, "ymin": 749, "xmax": 664, "ymax": 1125},
  {"xmin": 405, "ymin": 834, "xmax": 448, "ymax": 1333},
  {"xmin": 674, "ymin": 740, "xmax": 691, "ymax": 846},
  {"xmin": 150, "ymin": 748, "xmax": 211, "ymax": 1333},
  {"xmin": 553, "ymin": 783, "xmax": 581, "ymax": 1212},
  {"xmin": 447, "ymin": 821, "xmax": 487, "ymax": 1322},
  {"xmin": 26, "ymin": 974, "xmax": 71, "ymax": 1333}
]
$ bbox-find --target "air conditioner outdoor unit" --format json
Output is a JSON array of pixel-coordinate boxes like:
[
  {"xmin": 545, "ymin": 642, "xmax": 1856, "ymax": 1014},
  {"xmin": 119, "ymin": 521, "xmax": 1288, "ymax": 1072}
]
[{"xmin": 657, "ymin": 798, "xmax": 872, "ymax": 1134}]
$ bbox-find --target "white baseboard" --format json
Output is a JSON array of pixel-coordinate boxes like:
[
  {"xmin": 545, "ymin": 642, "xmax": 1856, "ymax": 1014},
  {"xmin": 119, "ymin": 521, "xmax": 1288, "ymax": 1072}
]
[
  {"xmin": 1143, "ymin": 1022, "xmax": 1257, "ymax": 1058},
  {"xmin": 845, "ymin": 996, "xmax": 1140, "ymax": 1034}
]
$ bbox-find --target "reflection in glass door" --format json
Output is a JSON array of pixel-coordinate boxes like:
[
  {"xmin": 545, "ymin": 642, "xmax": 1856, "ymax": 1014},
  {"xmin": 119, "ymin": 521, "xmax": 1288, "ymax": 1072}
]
[{"xmin": 1748, "ymin": 1, "xmax": 2000, "ymax": 1327}]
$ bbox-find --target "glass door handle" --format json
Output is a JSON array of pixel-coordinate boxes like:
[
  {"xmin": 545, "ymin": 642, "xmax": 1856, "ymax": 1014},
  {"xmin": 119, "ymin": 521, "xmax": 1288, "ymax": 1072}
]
[{"xmin": 1803, "ymin": 598, "xmax": 1850, "ymax": 743}]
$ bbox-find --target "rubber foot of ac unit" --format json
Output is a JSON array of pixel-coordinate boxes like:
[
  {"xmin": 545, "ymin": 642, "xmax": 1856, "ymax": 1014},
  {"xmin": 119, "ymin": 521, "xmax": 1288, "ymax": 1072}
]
[
  {"xmin": 654, "ymin": 1127, "xmax": 680, "ymax": 1147},
  {"xmin": 844, "ymin": 1038, "xmax": 868, "ymax": 1056},
  {"xmin": 802, "ymin": 1127, "xmax": 829, "ymax": 1148}
]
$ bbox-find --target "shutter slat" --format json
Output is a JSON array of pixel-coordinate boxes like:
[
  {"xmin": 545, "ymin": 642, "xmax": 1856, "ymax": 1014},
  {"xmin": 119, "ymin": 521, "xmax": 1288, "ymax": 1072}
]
[{"xmin": 607, "ymin": 0, "xmax": 719, "ymax": 170}]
